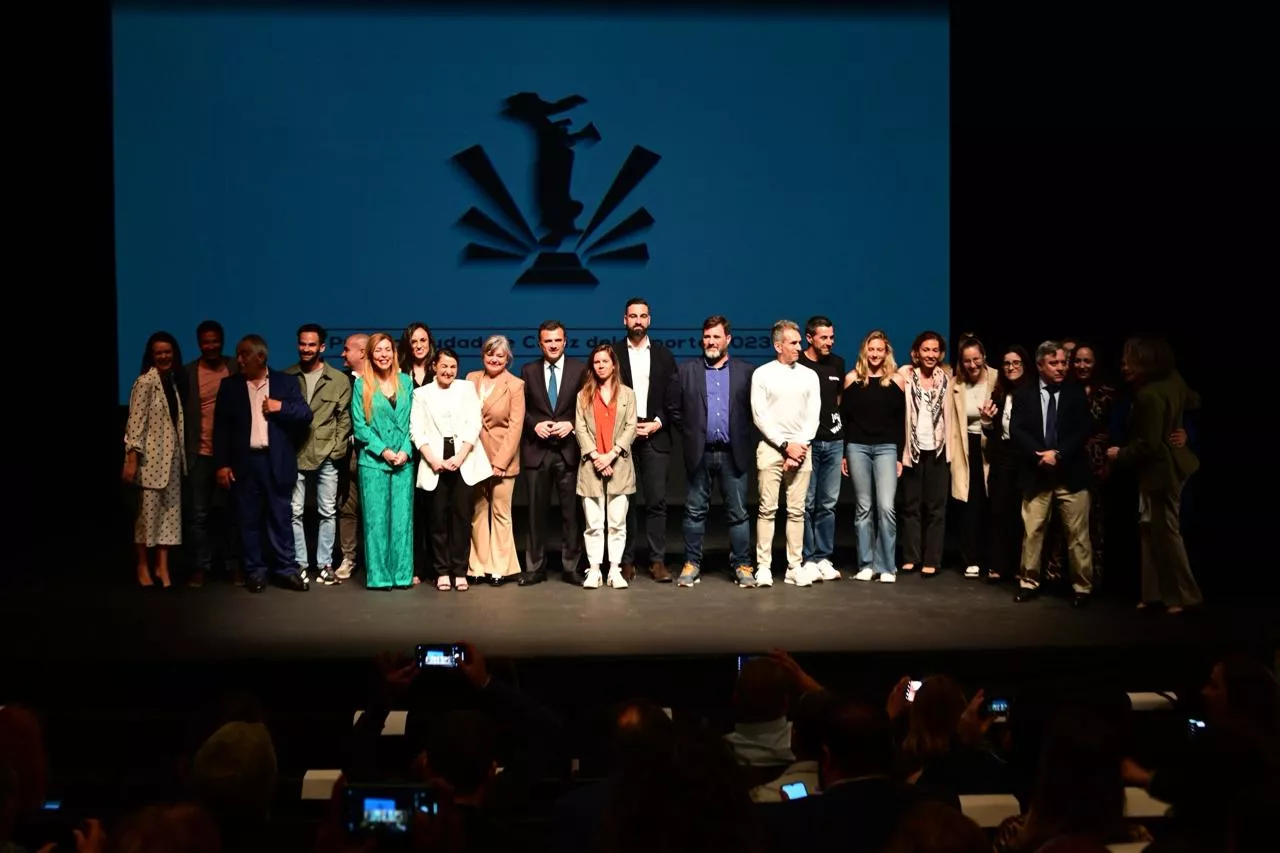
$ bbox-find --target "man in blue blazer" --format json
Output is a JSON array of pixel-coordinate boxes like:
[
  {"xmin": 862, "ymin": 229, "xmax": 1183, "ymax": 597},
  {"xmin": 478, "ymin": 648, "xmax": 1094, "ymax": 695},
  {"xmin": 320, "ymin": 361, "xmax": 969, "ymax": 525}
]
[
  {"xmin": 213, "ymin": 334, "xmax": 313, "ymax": 593},
  {"xmin": 670, "ymin": 316, "xmax": 758, "ymax": 588}
]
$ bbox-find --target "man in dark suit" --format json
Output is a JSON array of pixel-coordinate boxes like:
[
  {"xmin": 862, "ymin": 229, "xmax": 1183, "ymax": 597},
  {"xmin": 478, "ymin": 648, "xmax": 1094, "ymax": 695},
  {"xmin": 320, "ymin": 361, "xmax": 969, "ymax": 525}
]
[
  {"xmin": 213, "ymin": 334, "xmax": 313, "ymax": 593},
  {"xmin": 611, "ymin": 297, "xmax": 680, "ymax": 583},
  {"xmin": 671, "ymin": 316, "xmax": 758, "ymax": 587},
  {"xmin": 1009, "ymin": 340, "xmax": 1094, "ymax": 606},
  {"xmin": 182, "ymin": 319, "xmax": 239, "ymax": 587},
  {"xmin": 518, "ymin": 320, "xmax": 587, "ymax": 585}
]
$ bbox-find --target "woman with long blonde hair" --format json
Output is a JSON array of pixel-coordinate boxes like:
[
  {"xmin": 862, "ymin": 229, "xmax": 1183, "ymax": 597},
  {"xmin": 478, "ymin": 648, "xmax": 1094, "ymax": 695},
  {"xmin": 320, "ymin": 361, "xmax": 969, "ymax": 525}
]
[
  {"xmin": 840, "ymin": 330, "xmax": 906, "ymax": 582},
  {"xmin": 574, "ymin": 344, "xmax": 637, "ymax": 589},
  {"xmin": 352, "ymin": 332, "xmax": 415, "ymax": 589}
]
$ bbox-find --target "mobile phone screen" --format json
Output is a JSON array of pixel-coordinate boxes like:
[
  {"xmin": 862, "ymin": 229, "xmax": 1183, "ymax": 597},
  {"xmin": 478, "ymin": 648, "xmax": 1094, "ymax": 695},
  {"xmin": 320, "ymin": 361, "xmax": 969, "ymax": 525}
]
[
  {"xmin": 781, "ymin": 781, "xmax": 808, "ymax": 800},
  {"xmin": 905, "ymin": 680, "xmax": 923, "ymax": 702}
]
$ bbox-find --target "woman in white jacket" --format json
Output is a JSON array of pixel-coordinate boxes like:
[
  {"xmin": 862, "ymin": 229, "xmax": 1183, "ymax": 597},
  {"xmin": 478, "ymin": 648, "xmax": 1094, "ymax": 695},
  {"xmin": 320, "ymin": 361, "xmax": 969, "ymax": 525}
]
[{"xmin": 410, "ymin": 348, "xmax": 492, "ymax": 591}]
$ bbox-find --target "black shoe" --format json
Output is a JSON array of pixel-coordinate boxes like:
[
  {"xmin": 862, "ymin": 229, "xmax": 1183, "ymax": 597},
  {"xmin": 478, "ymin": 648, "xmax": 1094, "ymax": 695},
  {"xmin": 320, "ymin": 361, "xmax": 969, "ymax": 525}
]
[
  {"xmin": 1072, "ymin": 593, "xmax": 1090, "ymax": 608},
  {"xmin": 246, "ymin": 578, "xmax": 266, "ymax": 593},
  {"xmin": 489, "ymin": 576, "xmax": 505, "ymax": 587},
  {"xmin": 315, "ymin": 567, "xmax": 339, "ymax": 586},
  {"xmin": 517, "ymin": 572, "xmax": 545, "ymax": 586},
  {"xmin": 1014, "ymin": 588, "xmax": 1040, "ymax": 603},
  {"xmin": 278, "ymin": 574, "xmax": 310, "ymax": 592}
]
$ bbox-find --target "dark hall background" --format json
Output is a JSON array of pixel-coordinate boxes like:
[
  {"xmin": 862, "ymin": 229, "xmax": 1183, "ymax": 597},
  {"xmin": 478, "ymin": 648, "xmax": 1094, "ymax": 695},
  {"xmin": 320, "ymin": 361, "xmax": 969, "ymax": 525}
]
[{"xmin": 10, "ymin": 2, "xmax": 1275, "ymax": 600}]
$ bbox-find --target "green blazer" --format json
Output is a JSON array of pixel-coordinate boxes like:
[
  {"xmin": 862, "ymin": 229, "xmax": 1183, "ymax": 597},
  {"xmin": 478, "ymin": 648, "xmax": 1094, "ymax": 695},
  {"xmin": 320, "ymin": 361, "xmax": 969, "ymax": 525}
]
[
  {"xmin": 352, "ymin": 373, "xmax": 414, "ymax": 470},
  {"xmin": 1118, "ymin": 370, "xmax": 1200, "ymax": 492}
]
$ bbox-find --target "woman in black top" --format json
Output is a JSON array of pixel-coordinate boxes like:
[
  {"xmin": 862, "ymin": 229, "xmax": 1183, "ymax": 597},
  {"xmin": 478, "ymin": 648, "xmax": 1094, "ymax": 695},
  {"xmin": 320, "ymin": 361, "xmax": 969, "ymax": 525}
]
[
  {"xmin": 981, "ymin": 345, "xmax": 1030, "ymax": 583},
  {"xmin": 840, "ymin": 330, "xmax": 907, "ymax": 582},
  {"xmin": 399, "ymin": 322, "xmax": 435, "ymax": 584}
]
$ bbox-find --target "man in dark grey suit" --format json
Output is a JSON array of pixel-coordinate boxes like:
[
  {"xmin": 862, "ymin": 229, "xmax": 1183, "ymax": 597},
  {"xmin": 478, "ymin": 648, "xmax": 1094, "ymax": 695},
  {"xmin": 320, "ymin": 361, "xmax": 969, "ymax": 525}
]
[
  {"xmin": 611, "ymin": 297, "xmax": 680, "ymax": 583},
  {"xmin": 518, "ymin": 320, "xmax": 587, "ymax": 585}
]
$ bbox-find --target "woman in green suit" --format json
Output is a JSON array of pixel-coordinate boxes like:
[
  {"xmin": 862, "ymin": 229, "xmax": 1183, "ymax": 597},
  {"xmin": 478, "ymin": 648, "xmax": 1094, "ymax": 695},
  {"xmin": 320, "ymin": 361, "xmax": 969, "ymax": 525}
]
[
  {"xmin": 1107, "ymin": 337, "xmax": 1202, "ymax": 614},
  {"xmin": 352, "ymin": 332, "xmax": 415, "ymax": 589}
]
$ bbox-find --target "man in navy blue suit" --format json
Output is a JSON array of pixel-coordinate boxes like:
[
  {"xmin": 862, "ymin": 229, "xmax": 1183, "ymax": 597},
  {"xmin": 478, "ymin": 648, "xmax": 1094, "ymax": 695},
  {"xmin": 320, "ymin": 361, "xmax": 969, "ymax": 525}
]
[
  {"xmin": 213, "ymin": 334, "xmax": 313, "ymax": 593},
  {"xmin": 670, "ymin": 315, "xmax": 758, "ymax": 588}
]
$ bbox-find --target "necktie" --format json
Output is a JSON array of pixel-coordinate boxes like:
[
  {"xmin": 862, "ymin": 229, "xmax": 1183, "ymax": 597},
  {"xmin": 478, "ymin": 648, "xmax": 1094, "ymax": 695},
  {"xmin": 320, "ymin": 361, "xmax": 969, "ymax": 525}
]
[
  {"xmin": 547, "ymin": 363, "xmax": 558, "ymax": 409},
  {"xmin": 1045, "ymin": 385, "xmax": 1059, "ymax": 448}
]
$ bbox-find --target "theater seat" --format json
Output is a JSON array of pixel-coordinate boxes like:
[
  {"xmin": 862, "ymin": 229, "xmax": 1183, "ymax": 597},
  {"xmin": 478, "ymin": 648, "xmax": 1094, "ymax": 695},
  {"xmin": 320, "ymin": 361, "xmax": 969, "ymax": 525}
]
[
  {"xmin": 1123, "ymin": 786, "xmax": 1169, "ymax": 818},
  {"xmin": 352, "ymin": 710, "xmax": 408, "ymax": 735}
]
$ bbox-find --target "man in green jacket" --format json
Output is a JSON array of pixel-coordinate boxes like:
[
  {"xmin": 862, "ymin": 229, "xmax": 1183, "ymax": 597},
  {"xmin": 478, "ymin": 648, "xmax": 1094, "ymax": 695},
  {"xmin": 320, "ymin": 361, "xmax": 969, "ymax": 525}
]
[{"xmin": 285, "ymin": 324, "xmax": 353, "ymax": 585}]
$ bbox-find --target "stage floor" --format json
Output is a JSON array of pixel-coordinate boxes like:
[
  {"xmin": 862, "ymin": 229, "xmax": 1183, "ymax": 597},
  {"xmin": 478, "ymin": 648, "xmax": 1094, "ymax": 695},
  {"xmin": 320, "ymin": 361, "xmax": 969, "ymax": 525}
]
[{"xmin": 6, "ymin": 566, "xmax": 1276, "ymax": 665}]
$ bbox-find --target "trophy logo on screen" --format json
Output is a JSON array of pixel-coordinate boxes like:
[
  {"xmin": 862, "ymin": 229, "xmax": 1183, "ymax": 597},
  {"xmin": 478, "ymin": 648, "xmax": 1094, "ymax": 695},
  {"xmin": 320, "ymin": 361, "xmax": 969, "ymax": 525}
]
[{"xmin": 451, "ymin": 93, "xmax": 661, "ymax": 285}]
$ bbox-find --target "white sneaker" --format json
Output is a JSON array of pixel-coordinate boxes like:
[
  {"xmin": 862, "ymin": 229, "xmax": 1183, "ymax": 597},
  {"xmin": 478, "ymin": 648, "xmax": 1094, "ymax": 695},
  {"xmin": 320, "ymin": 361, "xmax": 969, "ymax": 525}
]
[
  {"xmin": 853, "ymin": 568, "xmax": 875, "ymax": 582},
  {"xmin": 965, "ymin": 565, "xmax": 980, "ymax": 578},
  {"xmin": 335, "ymin": 559, "xmax": 354, "ymax": 580},
  {"xmin": 583, "ymin": 568, "xmax": 603, "ymax": 589},
  {"xmin": 817, "ymin": 559, "xmax": 841, "ymax": 581},
  {"xmin": 756, "ymin": 567, "xmax": 774, "ymax": 587},
  {"xmin": 877, "ymin": 572, "xmax": 897, "ymax": 583},
  {"xmin": 607, "ymin": 568, "xmax": 629, "ymax": 589},
  {"xmin": 785, "ymin": 565, "xmax": 817, "ymax": 587}
]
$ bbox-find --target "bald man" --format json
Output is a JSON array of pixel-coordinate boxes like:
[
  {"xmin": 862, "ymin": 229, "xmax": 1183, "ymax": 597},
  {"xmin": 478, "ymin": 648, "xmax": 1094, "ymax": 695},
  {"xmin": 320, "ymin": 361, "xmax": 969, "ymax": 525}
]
[{"xmin": 336, "ymin": 333, "xmax": 368, "ymax": 579}]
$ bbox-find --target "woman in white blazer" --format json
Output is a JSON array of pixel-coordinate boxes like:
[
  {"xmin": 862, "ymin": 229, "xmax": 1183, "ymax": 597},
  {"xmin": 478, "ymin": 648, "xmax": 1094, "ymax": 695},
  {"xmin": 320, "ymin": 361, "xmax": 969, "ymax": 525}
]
[
  {"xmin": 410, "ymin": 348, "xmax": 493, "ymax": 591},
  {"xmin": 122, "ymin": 331, "xmax": 187, "ymax": 588}
]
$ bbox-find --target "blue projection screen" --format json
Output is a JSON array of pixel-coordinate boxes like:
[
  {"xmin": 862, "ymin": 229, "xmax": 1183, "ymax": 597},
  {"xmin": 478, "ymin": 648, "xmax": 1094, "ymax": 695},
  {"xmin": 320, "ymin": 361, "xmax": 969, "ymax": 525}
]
[{"xmin": 112, "ymin": 3, "xmax": 948, "ymax": 402}]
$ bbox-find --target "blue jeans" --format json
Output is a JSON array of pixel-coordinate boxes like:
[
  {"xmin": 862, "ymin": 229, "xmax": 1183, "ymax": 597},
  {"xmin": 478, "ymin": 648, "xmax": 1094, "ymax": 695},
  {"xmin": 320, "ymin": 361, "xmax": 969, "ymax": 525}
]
[
  {"xmin": 845, "ymin": 443, "xmax": 899, "ymax": 574},
  {"xmin": 292, "ymin": 458, "xmax": 340, "ymax": 569},
  {"xmin": 803, "ymin": 440, "xmax": 844, "ymax": 563},
  {"xmin": 683, "ymin": 449, "xmax": 751, "ymax": 569}
]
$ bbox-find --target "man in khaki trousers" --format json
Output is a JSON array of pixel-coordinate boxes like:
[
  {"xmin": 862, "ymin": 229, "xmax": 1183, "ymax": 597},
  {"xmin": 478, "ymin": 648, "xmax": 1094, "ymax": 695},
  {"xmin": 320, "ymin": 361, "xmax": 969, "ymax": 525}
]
[
  {"xmin": 751, "ymin": 320, "xmax": 822, "ymax": 588},
  {"xmin": 1009, "ymin": 341, "xmax": 1095, "ymax": 607}
]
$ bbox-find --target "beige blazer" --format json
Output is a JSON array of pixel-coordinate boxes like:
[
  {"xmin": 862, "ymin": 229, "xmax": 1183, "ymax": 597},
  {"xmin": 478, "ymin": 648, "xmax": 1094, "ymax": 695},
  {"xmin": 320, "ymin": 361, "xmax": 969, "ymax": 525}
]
[
  {"xmin": 410, "ymin": 379, "xmax": 493, "ymax": 490},
  {"xmin": 124, "ymin": 368, "xmax": 186, "ymax": 489},
  {"xmin": 465, "ymin": 369, "xmax": 525, "ymax": 478},
  {"xmin": 574, "ymin": 384, "xmax": 637, "ymax": 498},
  {"xmin": 948, "ymin": 365, "xmax": 1000, "ymax": 501}
]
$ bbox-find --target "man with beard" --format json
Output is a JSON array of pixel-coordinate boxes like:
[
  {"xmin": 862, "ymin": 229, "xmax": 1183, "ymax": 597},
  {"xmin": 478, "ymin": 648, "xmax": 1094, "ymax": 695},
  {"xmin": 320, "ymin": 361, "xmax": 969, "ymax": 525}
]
[
  {"xmin": 796, "ymin": 316, "xmax": 846, "ymax": 582},
  {"xmin": 284, "ymin": 324, "xmax": 352, "ymax": 585},
  {"xmin": 670, "ymin": 316, "xmax": 759, "ymax": 587},
  {"xmin": 611, "ymin": 297, "xmax": 679, "ymax": 583}
]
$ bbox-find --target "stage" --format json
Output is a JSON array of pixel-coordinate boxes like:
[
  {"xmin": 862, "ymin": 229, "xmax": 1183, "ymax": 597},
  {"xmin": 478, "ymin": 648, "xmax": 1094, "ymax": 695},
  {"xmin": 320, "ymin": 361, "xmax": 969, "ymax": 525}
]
[{"xmin": 5, "ymin": 564, "xmax": 1274, "ymax": 667}]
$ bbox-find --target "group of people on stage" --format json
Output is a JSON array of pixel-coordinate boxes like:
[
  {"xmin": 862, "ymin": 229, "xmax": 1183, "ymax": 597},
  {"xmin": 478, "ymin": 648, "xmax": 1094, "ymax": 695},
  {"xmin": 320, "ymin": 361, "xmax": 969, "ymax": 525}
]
[{"xmin": 121, "ymin": 299, "xmax": 1203, "ymax": 612}]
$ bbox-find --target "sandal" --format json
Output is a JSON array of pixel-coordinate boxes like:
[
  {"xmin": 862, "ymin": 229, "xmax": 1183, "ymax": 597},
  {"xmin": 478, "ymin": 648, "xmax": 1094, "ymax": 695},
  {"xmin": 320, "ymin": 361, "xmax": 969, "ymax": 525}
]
[
  {"xmin": 436, "ymin": 576, "xmax": 452, "ymax": 591},
  {"xmin": 455, "ymin": 577, "xmax": 469, "ymax": 592}
]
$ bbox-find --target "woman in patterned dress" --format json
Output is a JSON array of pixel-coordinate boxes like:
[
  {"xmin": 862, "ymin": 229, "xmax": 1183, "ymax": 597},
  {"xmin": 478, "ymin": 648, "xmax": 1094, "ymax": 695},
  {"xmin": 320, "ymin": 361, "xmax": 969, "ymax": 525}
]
[{"xmin": 122, "ymin": 332, "xmax": 186, "ymax": 588}]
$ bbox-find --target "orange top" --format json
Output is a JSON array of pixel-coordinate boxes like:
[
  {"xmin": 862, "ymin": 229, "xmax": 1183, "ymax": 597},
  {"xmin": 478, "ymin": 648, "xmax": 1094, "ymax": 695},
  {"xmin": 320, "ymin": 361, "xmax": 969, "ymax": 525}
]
[{"xmin": 592, "ymin": 388, "xmax": 617, "ymax": 457}]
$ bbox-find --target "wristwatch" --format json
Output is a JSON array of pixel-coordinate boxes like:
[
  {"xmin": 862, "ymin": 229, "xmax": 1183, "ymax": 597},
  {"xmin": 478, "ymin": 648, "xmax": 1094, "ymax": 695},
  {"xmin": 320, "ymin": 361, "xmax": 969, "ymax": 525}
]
[{"xmin": 780, "ymin": 441, "xmax": 790, "ymax": 455}]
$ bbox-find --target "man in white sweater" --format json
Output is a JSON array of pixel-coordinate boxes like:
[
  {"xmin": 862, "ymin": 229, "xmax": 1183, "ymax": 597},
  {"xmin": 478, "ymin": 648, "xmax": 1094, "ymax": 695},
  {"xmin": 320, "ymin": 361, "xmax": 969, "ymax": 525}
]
[{"xmin": 751, "ymin": 320, "xmax": 822, "ymax": 587}]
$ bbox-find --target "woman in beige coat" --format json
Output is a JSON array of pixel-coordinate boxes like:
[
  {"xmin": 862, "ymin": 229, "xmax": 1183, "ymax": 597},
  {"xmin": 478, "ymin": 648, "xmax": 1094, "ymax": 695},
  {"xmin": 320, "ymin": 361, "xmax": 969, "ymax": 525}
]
[
  {"xmin": 948, "ymin": 335, "xmax": 1000, "ymax": 579},
  {"xmin": 574, "ymin": 344, "xmax": 637, "ymax": 590},
  {"xmin": 122, "ymin": 331, "xmax": 187, "ymax": 587},
  {"xmin": 465, "ymin": 335, "xmax": 526, "ymax": 584}
]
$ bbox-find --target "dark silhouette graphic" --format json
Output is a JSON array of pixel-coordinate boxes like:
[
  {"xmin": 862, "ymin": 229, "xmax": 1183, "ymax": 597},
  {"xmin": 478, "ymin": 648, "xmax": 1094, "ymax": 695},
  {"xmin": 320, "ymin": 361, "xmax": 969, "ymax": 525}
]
[
  {"xmin": 502, "ymin": 92, "xmax": 600, "ymax": 247},
  {"xmin": 451, "ymin": 91, "xmax": 661, "ymax": 286}
]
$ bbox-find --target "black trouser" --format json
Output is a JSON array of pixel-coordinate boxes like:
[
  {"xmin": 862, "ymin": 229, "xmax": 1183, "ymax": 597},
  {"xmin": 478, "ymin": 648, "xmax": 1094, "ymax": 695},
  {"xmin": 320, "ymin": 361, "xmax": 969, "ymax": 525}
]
[
  {"xmin": 622, "ymin": 433, "xmax": 670, "ymax": 565},
  {"xmin": 186, "ymin": 454, "xmax": 240, "ymax": 574},
  {"xmin": 960, "ymin": 433, "xmax": 991, "ymax": 568},
  {"xmin": 428, "ymin": 439, "xmax": 474, "ymax": 580},
  {"xmin": 899, "ymin": 450, "xmax": 948, "ymax": 568},
  {"xmin": 986, "ymin": 439, "xmax": 1023, "ymax": 577},
  {"xmin": 524, "ymin": 450, "xmax": 584, "ymax": 580}
]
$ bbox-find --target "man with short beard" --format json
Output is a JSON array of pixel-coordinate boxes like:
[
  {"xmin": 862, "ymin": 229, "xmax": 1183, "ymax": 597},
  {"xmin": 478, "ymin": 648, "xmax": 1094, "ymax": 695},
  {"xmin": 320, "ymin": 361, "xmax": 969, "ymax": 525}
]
[
  {"xmin": 611, "ymin": 297, "xmax": 679, "ymax": 583},
  {"xmin": 671, "ymin": 316, "xmax": 758, "ymax": 588},
  {"xmin": 284, "ymin": 324, "xmax": 352, "ymax": 585}
]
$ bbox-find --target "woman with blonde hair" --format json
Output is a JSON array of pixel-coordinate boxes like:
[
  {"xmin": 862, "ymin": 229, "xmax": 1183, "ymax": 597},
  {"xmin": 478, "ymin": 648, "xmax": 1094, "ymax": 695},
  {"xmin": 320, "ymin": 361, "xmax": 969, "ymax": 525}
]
[
  {"xmin": 840, "ymin": 330, "xmax": 906, "ymax": 583},
  {"xmin": 352, "ymin": 332, "xmax": 415, "ymax": 589},
  {"xmin": 465, "ymin": 335, "xmax": 526, "ymax": 584},
  {"xmin": 574, "ymin": 344, "xmax": 637, "ymax": 589}
]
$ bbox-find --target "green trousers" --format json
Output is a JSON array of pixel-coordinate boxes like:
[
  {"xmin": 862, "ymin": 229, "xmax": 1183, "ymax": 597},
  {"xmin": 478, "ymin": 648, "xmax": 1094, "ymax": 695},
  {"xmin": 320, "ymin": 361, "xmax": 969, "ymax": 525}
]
[{"xmin": 360, "ymin": 462, "xmax": 415, "ymax": 588}]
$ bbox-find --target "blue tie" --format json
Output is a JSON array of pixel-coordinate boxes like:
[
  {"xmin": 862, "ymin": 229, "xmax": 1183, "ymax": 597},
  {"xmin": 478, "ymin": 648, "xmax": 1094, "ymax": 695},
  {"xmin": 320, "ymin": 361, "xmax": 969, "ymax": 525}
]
[
  {"xmin": 547, "ymin": 363, "xmax": 558, "ymax": 410},
  {"xmin": 1045, "ymin": 385, "xmax": 1059, "ymax": 448}
]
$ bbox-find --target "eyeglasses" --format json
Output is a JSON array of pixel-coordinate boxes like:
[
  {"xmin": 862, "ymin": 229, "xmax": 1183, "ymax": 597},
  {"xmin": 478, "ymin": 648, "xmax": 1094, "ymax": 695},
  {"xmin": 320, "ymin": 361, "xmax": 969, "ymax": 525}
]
[{"xmin": 1002, "ymin": 360, "xmax": 1022, "ymax": 368}]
